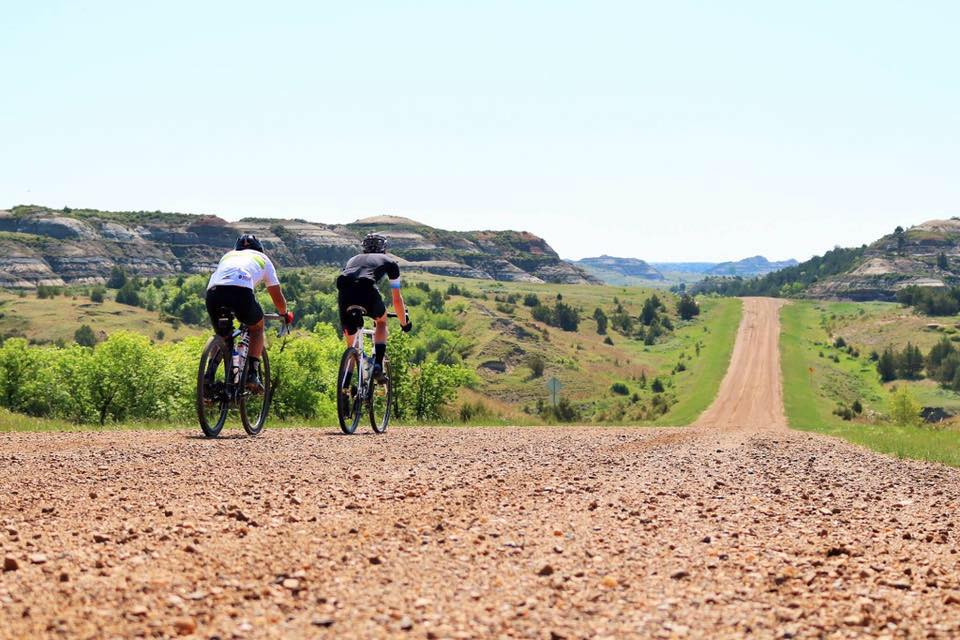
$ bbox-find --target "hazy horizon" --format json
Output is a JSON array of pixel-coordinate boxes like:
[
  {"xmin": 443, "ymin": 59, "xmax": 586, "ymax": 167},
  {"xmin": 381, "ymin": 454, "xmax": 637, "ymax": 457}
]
[{"xmin": 2, "ymin": 1, "xmax": 957, "ymax": 263}]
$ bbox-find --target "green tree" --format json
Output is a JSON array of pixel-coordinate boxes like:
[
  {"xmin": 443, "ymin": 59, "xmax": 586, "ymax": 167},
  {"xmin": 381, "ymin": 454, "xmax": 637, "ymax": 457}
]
[
  {"xmin": 938, "ymin": 252, "xmax": 949, "ymax": 270},
  {"xmin": 268, "ymin": 329, "xmax": 342, "ymax": 420},
  {"xmin": 640, "ymin": 295, "xmax": 663, "ymax": 326},
  {"xmin": 593, "ymin": 307, "xmax": 608, "ymax": 335},
  {"xmin": 106, "ymin": 266, "xmax": 128, "ymax": 289},
  {"xmin": 90, "ymin": 286, "xmax": 106, "ymax": 303},
  {"xmin": 896, "ymin": 343, "xmax": 924, "ymax": 380},
  {"xmin": 115, "ymin": 282, "xmax": 141, "ymax": 306},
  {"xmin": 677, "ymin": 294, "xmax": 700, "ymax": 320},
  {"xmin": 552, "ymin": 301, "xmax": 580, "ymax": 332},
  {"xmin": 410, "ymin": 362, "xmax": 468, "ymax": 421},
  {"xmin": 889, "ymin": 387, "xmax": 921, "ymax": 427},
  {"xmin": 74, "ymin": 325, "xmax": 97, "ymax": 347},
  {"xmin": 426, "ymin": 289, "xmax": 445, "ymax": 313},
  {"xmin": 877, "ymin": 347, "xmax": 897, "ymax": 382}
]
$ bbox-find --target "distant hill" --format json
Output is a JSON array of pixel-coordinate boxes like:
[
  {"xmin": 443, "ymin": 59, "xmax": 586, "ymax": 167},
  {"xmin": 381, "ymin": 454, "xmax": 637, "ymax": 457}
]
[
  {"xmin": 0, "ymin": 205, "xmax": 596, "ymax": 288},
  {"xmin": 575, "ymin": 255, "xmax": 798, "ymax": 286},
  {"xmin": 694, "ymin": 218, "xmax": 960, "ymax": 300},
  {"xmin": 704, "ymin": 256, "xmax": 799, "ymax": 277},
  {"xmin": 571, "ymin": 256, "xmax": 664, "ymax": 285},
  {"xmin": 652, "ymin": 256, "xmax": 798, "ymax": 278}
]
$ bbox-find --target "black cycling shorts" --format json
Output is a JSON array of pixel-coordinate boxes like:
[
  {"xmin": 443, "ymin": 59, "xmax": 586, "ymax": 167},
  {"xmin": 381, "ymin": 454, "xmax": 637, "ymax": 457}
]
[
  {"xmin": 206, "ymin": 285, "xmax": 264, "ymax": 329},
  {"xmin": 336, "ymin": 275, "xmax": 386, "ymax": 334}
]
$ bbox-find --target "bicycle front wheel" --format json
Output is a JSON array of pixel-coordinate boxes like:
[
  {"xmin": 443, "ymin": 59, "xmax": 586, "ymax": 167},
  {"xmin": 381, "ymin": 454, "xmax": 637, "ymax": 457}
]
[
  {"xmin": 369, "ymin": 359, "xmax": 392, "ymax": 434},
  {"xmin": 337, "ymin": 348, "xmax": 362, "ymax": 434},
  {"xmin": 197, "ymin": 336, "xmax": 229, "ymax": 438},
  {"xmin": 239, "ymin": 351, "xmax": 271, "ymax": 436}
]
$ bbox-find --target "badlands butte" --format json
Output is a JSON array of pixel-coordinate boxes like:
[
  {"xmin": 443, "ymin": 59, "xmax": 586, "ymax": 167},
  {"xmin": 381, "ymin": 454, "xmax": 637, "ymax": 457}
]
[
  {"xmin": 2, "ymin": 299, "xmax": 960, "ymax": 639},
  {"xmin": 6, "ymin": 204, "xmax": 960, "ymax": 300}
]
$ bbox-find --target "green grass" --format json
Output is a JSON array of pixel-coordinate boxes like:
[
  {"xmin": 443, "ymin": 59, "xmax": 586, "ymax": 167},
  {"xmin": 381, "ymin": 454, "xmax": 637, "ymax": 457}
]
[
  {"xmin": 0, "ymin": 289, "xmax": 200, "ymax": 345},
  {"xmin": 781, "ymin": 300, "xmax": 960, "ymax": 467},
  {"xmin": 657, "ymin": 297, "xmax": 742, "ymax": 425}
]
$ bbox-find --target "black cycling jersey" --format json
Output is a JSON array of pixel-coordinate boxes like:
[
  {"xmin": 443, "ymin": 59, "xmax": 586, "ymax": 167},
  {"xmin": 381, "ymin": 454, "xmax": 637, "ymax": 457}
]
[{"xmin": 340, "ymin": 253, "xmax": 400, "ymax": 284}]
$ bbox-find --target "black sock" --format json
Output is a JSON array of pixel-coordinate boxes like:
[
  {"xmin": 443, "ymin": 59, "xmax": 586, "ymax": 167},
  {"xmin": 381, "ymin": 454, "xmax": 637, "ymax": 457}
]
[{"xmin": 374, "ymin": 343, "xmax": 386, "ymax": 367}]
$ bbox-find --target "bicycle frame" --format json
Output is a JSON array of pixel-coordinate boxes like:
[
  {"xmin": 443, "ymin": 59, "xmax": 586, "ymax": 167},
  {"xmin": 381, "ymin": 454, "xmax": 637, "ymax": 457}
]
[
  {"xmin": 344, "ymin": 311, "xmax": 397, "ymax": 399},
  {"xmin": 210, "ymin": 313, "xmax": 289, "ymax": 406}
]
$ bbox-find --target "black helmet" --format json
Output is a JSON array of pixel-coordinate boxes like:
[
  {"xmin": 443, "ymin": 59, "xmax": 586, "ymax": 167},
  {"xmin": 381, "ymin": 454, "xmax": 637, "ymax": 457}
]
[
  {"xmin": 362, "ymin": 233, "xmax": 387, "ymax": 254},
  {"xmin": 235, "ymin": 234, "xmax": 264, "ymax": 253}
]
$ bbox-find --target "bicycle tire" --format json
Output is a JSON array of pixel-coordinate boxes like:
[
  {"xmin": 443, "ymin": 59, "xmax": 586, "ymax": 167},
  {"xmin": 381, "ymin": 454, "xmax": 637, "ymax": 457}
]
[
  {"xmin": 369, "ymin": 359, "xmax": 392, "ymax": 434},
  {"xmin": 239, "ymin": 350, "xmax": 271, "ymax": 436},
  {"xmin": 337, "ymin": 348, "xmax": 362, "ymax": 434},
  {"xmin": 197, "ymin": 336, "xmax": 229, "ymax": 438}
]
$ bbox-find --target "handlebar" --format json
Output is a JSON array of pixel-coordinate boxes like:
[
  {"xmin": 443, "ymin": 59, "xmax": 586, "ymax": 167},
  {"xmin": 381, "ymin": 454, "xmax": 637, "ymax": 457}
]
[{"xmin": 263, "ymin": 313, "xmax": 292, "ymax": 337}]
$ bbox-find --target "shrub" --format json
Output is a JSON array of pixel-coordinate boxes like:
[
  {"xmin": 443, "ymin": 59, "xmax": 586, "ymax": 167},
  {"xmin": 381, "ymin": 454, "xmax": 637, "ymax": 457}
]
[
  {"xmin": 459, "ymin": 400, "xmax": 493, "ymax": 423},
  {"xmin": 603, "ymin": 336, "xmax": 614, "ymax": 345},
  {"xmin": 833, "ymin": 404, "xmax": 854, "ymax": 421},
  {"xmin": 527, "ymin": 354, "xmax": 546, "ymax": 378},
  {"xmin": 540, "ymin": 397, "xmax": 579, "ymax": 422},
  {"xmin": 90, "ymin": 287, "xmax": 106, "ymax": 303},
  {"xmin": 677, "ymin": 294, "xmax": 700, "ymax": 320},
  {"xmin": 115, "ymin": 282, "xmax": 141, "ymax": 306},
  {"xmin": 106, "ymin": 266, "xmax": 128, "ymax": 289},
  {"xmin": 851, "ymin": 399, "xmax": 863, "ymax": 414},
  {"xmin": 36, "ymin": 285, "xmax": 60, "ymax": 299},
  {"xmin": 426, "ymin": 289, "xmax": 445, "ymax": 313},
  {"xmin": 889, "ymin": 387, "xmax": 922, "ymax": 427},
  {"xmin": 593, "ymin": 308, "xmax": 608, "ymax": 335},
  {"xmin": 74, "ymin": 325, "xmax": 97, "ymax": 347},
  {"xmin": 651, "ymin": 377, "xmax": 665, "ymax": 393},
  {"xmin": 833, "ymin": 336, "xmax": 847, "ymax": 349},
  {"xmin": 523, "ymin": 293, "xmax": 540, "ymax": 307},
  {"xmin": 610, "ymin": 382, "xmax": 630, "ymax": 396}
]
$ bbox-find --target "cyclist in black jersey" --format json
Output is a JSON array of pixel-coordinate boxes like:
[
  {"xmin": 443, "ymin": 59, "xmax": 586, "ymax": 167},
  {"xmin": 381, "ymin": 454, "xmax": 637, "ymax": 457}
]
[{"xmin": 337, "ymin": 233, "xmax": 411, "ymax": 381}]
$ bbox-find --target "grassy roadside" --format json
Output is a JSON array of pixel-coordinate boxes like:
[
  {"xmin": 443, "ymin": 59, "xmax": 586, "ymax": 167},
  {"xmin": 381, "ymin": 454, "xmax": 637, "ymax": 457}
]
[
  {"xmin": 657, "ymin": 297, "xmax": 742, "ymax": 425},
  {"xmin": 781, "ymin": 300, "xmax": 960, "ymax": 467}
]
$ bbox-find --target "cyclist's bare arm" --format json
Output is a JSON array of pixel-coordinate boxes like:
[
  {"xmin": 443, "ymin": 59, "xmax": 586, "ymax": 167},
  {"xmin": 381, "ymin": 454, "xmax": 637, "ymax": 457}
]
[
  {"xmin": 267, "ymin": 284, "xmax": 288, "ymax": 315},
  {"xmin": 390, "ymin": 283, "xmax": 408, "ymax": 326}
]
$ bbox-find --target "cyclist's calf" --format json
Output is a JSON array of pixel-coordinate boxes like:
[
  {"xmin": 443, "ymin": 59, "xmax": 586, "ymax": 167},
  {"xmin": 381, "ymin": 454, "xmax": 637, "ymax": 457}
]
[{"xmin": 248, "ymin": 318, "xmax": 265, "ymax": 359}]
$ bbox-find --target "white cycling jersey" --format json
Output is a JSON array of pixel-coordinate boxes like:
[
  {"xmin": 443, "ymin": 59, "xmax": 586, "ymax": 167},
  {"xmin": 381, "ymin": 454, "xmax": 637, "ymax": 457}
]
[{"xmin": 207, "ymin": 250, "xmax": 280, "ymax": 290}]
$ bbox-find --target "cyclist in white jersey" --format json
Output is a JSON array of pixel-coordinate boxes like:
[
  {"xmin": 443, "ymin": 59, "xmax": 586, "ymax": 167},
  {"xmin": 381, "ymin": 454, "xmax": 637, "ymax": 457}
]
[{"xmin": 206, "ymin": 234, "xmax": 293, "ymax": 389}]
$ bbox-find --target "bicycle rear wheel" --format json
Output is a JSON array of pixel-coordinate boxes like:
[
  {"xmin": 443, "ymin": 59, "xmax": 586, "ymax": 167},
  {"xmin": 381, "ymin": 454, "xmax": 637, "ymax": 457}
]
[
  {"xmin": 239, "ymin": 351, "xmax": 271, "ymax": 436},
  {"xmin": 369, "ymin": 359, "xmax": 392, "ymax": 434},
  {"xmin": 197, "ymin": 336, "xmax": 229, "ymax": 438},
  {"xmin": 337, "ymin": 348, "xmax": 362, "ymax": 434}
]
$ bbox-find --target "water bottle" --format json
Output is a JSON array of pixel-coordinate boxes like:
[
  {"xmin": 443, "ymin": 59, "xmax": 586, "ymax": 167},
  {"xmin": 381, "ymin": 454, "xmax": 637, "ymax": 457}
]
[
  {"xmin": 234, "ymin": 333, "xmax": 249, "ymax": 384},
  {"xmin": 232, "ymin": 346, "xmax": 241, "ymax": 384}
]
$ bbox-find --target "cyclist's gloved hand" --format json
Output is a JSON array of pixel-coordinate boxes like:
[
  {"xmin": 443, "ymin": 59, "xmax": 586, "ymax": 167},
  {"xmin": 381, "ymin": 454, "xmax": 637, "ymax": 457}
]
[
  {"xmin": 283, "ymin": 311, "xmax": 294, "ymax": 325},
  {"xmin": 401, "ymin": 320, "xmax": 413, "ymax": 333}
]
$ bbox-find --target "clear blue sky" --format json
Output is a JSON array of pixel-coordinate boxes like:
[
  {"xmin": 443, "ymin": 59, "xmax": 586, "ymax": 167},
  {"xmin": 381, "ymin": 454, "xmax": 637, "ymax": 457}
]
[{"xmin": 2, "ymin": 1, "xmax": 957, "ymax": 261}]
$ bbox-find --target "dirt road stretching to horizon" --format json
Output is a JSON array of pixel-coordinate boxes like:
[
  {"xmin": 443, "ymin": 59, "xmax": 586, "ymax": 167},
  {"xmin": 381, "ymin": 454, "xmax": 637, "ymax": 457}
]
[{"xmin": 1, "ymin": 297, "xmax": 959, "ymax": 638}]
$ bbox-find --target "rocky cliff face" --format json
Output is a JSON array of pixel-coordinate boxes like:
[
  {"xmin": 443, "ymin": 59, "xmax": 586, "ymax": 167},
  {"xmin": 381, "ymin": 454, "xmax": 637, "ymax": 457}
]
[
  {"xmin": 806, "ymin": 220, "xmax": 960, "ymax": 300},
  {"xmin": 0, "ymin": 206, "xmax": 596, "ymax": 288}
]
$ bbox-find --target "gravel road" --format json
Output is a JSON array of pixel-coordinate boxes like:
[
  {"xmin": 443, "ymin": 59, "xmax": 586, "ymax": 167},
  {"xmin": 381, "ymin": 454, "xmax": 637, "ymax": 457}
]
[{"xmin": 2, "ymin": 298, "xmax": 959, "ymax": 639}]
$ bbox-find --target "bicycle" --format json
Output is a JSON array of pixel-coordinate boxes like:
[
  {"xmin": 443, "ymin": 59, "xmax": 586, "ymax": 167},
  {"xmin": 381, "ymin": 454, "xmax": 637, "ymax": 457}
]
[
  {"xmin": 196, "ymin": 311, "xmax": 290, "ymax": 438},
  {"xmin": 336, "ymin": 307, "xmax": 402, "ymax": 435}
]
